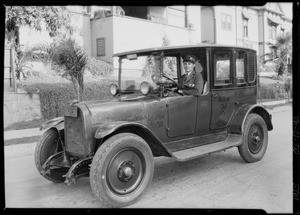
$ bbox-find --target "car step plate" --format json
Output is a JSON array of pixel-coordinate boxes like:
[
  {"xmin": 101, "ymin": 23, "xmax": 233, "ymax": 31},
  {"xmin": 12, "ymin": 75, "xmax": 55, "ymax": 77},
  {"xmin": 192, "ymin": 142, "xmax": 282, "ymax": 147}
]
[{"xmin": 172, "ymin": 134, "xmax": 242, "ymax": 161}]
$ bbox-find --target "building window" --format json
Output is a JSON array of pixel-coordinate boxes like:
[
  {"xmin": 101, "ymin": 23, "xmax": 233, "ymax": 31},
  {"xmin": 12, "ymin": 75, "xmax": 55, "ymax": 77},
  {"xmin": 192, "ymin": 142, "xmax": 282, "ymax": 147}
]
[
  {"xmin": 221, "ymin": 13, "xmax": 232, "ymax": 31},
  {"xmin": 96, "ymin": 38, "xmax": 105, "ymax": 56},
  {"xmin": 243, "ymin": 19, "xmax": 248, "ymax": 37},
  {"xmin": 268, "ymin": 24, "xmax": 277, "ymax": 39},
  {"xmin": 167, "ymin": 6, "xmax": 187, "ymax": 28}
]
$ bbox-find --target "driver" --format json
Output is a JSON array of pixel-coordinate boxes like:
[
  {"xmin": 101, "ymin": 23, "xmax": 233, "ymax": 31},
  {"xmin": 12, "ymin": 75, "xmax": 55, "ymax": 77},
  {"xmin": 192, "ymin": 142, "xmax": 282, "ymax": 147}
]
[{"xmin": 178, "ymin": 55, "xmax": 204, "ymax": 95}]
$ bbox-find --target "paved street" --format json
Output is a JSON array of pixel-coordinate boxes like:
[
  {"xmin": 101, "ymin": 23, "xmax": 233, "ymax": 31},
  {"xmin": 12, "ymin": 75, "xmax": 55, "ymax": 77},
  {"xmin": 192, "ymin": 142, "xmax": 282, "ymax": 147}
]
[{"xmin": 4, "ymin": 106, "xmax": 292, "ymax": 212}]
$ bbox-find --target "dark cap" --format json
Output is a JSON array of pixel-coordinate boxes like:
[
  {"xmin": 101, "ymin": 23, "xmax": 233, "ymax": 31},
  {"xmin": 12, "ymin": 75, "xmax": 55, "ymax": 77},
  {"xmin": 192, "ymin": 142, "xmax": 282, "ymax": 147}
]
[{"xmin": 183, "ymin": 55, "xmax": 197, "ymax": 64}]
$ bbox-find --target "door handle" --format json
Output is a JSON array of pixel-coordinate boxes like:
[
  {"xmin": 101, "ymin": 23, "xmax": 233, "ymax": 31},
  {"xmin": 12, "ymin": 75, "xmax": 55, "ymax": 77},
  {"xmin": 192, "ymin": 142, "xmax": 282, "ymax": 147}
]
[{"xmin": 212, "ymin": 92, "xmax": 218, "ymax": 98}]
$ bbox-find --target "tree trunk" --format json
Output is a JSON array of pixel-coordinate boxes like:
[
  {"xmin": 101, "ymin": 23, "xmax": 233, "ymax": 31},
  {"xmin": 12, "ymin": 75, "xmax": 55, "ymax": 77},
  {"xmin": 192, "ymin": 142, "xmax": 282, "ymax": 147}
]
[{"xmin": 71, "ymin": 76, "xmax": 80, "ymax": 101}]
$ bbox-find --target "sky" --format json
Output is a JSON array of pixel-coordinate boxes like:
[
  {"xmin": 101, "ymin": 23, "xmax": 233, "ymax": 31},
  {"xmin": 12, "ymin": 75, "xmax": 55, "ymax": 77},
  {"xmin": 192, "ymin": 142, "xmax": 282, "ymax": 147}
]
[{"xmin": 279, "ymin": 2, "xmax": 293, "ymax": 19}]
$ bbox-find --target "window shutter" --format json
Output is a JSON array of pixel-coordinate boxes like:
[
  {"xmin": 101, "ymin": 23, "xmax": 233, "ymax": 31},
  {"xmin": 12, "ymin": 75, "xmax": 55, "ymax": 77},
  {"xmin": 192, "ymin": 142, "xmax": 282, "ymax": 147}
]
[{"xmin": 97, "ymin": 38, "xmax": 105, "ymax": 56}]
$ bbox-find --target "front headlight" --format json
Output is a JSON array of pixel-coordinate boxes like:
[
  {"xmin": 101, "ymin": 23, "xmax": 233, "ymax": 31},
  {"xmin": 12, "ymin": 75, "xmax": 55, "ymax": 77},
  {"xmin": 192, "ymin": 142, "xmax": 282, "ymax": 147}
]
[
  {"xmin": 140, "ymin": 82, "xmax": 152, "ymax": 95},
  {"xmin": 110, "ymin": 84, "xmax": 120, "ymax": 96}
]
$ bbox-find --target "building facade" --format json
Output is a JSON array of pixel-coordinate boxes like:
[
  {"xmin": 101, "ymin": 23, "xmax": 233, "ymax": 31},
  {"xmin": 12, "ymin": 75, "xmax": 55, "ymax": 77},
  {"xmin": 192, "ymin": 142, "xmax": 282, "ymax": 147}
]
[
  {"xmin": 17, "ymin": 4, "xmax": 292, "ymax": 67},
  {"xmin": 201, "ymin": 3, "xmax": 292, "ymax": 60}
]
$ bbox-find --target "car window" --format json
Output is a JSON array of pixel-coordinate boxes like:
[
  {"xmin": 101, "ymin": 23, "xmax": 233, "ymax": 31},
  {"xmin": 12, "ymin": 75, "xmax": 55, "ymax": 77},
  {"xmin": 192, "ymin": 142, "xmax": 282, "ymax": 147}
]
[
  {"xmin": 120, "ymin": 55, "xmax": 160, "ymax": 91},
  {"xmin": 236, "ymin": 51, "xmax": 246, "ymax": 85},
  {"xmin": 163, "ymin": 56, "xmax": 178, "ymax": 80},
  {"xmin": 214, "ymin": 51, "xmax": 232, "ymax": 86}
]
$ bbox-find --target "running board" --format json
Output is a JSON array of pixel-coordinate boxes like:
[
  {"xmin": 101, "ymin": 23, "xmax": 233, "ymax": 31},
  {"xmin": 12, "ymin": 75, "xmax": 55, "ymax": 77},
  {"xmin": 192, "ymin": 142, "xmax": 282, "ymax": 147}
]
[{"xmin": 172, "ymin": 134, "xmax": 242, "ymax": 162}]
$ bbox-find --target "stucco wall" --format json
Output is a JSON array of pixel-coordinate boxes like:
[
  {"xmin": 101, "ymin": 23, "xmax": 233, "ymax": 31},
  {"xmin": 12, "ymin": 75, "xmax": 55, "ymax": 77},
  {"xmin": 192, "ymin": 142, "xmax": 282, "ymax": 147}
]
[
  {"xmin": 214, "ymin": 6, "xmax": 237, "ymax": 45},
  {"xmin": 111, "ymin": 14, "xmax": 201, "ymax": 67},
  {"xmin": 71, "ymin": 13, "xmax": 92, "ymax": 56},
  {"xmin": 235, "ymin": 7, "xmax": 259, "ymax": 52},
  {"xmin": 91, "ymin": 17, "xmax": 114, "ymax": 63},
  {"xmin": 4, "ymin": 92, "xmax": 42, "ymax": 128},
  {"xmin": 201, "ymin": 7, "xmax": 215, "ymax": 43}
]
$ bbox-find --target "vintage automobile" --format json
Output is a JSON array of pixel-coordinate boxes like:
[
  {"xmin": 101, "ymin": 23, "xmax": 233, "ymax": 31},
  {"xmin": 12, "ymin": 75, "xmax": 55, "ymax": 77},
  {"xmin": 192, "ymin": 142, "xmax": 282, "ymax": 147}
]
[{"xmin": 34, "ymin": 44, "xmax": 273, "ymax": 207}]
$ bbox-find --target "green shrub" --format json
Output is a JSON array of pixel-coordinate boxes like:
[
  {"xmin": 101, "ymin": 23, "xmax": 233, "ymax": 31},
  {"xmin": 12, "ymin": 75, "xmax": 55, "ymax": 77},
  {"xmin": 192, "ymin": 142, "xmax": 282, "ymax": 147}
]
[
  {"xmin": 85, "ymin": 58, "xmax": 113, "ymax": 76},
  {"xmin": 258, "ymin": 83, "xmax": 285, "ymax": 100},
  {"xmin": 23, "ymin": 80, "xmax": 114, "ymax": 120}
]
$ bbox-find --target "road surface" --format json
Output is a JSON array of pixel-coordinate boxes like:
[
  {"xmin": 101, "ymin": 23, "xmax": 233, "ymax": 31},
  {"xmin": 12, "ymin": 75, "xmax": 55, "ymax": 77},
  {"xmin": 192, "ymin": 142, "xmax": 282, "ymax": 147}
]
[{"xmin": 4, "ymin": 106, "xmax": 293, "ymax": 212}]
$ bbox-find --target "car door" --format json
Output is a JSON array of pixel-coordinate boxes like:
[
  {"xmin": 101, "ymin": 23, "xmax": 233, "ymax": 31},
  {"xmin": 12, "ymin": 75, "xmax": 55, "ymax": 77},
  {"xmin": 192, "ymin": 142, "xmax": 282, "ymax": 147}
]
[
  {"xmin": 210, "ymin": 48, "xmax": 235, "ymax": 130},
  {"xmin": 166, "ymin": 95, "xmax": 198, "ymax": 137},
  {"xmin": 163, "ymin": 55, "xmax": 198, "ymax": 137}
]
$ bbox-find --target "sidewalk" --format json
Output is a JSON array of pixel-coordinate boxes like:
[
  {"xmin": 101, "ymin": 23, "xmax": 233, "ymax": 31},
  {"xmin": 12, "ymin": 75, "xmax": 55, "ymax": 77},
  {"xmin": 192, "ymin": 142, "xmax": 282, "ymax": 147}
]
[
  {"xmin": 4, "ymin": 127, "xmax": 44, "ymax": 141},
  {"xmin": 3, "ymin": 99, "xmax": 292, "ymax": 141}
]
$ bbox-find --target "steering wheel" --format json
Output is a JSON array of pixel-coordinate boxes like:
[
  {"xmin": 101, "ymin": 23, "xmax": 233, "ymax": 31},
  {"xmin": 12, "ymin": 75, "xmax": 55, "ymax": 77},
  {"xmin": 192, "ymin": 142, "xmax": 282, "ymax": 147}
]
[{"xmin": 162, "ymin": 75, "xmax": 180, "ymax": 89}]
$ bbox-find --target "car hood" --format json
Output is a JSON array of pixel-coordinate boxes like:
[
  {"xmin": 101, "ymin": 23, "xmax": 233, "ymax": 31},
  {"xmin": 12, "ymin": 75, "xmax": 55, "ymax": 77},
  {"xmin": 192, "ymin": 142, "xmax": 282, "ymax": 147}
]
[{"xmin": 81, "ymin": 94, "xmax": 156, "ymax": 125}]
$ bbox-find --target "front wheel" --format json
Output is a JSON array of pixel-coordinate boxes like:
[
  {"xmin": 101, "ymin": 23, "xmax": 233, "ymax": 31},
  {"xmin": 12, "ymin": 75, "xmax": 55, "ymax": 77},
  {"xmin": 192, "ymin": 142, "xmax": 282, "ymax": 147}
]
[
  {"xmin": 34, "ymin": 128, "xmax": 67, "ymax": 183},
  {"xmin": 90, "ymin": 133, "xmax": 154, "ymax": 207},
  {"xmin": 238, "ymin": 113, "xmax": 268, "ymax": 163}
]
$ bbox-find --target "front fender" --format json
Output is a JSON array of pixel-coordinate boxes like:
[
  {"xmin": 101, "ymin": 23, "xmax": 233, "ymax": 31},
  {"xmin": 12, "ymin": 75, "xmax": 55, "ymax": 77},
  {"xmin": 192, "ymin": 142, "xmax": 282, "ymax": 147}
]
[
  {"xmin": 229, "ymin": 104, "xmax": 273, "ymax": 134},
  {"xmin": 40, "ymin": 117, "xmax": 64, "ymax": 131},
  {"xmin": 94, "ymin": 121, "xmax": 148, "ymax": 139}
]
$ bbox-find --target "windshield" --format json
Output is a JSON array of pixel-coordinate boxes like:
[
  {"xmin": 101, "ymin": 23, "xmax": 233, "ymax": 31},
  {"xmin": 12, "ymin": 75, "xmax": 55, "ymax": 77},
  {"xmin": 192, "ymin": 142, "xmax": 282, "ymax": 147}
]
[{"xmin": 119, "ymin": 54, "xmax": 179, "ymax": 91}]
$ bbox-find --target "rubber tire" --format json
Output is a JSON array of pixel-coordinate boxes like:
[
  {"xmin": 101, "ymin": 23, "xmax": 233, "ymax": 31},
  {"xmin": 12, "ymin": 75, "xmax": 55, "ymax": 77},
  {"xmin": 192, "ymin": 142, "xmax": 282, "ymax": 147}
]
[
  {"xmin": 90, "ymin": 133, "xmax": 154, "ymax": 208},
  {"xmin": 34, "ymin": 128, "xmax": 65, "ymax": 183},
  {"xmin": 238, "ymin": 113, "xmax": 268, "ymax": 163}
]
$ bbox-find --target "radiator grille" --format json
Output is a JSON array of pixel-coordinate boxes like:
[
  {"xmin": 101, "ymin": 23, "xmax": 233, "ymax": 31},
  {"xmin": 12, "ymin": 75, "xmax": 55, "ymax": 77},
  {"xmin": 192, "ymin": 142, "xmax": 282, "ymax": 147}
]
[{"xmin": 65, "ymin": 116, "xmax": 85, "ymax": 156}]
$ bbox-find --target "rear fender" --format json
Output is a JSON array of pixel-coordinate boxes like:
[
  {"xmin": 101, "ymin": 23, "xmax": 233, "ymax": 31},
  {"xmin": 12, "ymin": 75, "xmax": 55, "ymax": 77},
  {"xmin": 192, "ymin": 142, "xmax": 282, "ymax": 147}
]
[
  {"xmin": 40, "ymin": 117, "xmax": 64, "ymax": 132},
  {"xmin": 229, "ymin": 104, "xmax": 273, "ymax": 134}
]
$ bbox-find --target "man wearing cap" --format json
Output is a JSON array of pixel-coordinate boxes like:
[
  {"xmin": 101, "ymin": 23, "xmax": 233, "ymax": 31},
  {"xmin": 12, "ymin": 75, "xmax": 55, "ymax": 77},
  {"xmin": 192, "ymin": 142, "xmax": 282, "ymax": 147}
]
[{"xmin": 177, "ymin": 55, "xmax": 204, "ymax": 95}]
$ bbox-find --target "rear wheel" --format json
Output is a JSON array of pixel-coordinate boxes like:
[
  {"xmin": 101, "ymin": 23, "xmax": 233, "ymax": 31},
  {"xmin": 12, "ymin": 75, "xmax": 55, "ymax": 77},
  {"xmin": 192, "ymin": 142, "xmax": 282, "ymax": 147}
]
[
  {"xmin": 238, "ymin": 114, "xmax": 268, "ymax": 163},
  {"xmin": 90, "ymin": 133, "xmax": 154, "ymax": 207},
  {"xmin": 34, "ymin": 128, "xmax": 67, "ymax": 183}
]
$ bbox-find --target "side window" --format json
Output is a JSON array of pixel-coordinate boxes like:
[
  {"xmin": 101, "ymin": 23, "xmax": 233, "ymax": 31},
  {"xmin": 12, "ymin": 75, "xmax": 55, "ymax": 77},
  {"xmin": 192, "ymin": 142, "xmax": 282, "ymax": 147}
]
[
  {"xmin": 236, "ymin": 51, "xmax": 246, "ymax": 85},
  {"xmin": 247, "ymin": 52, "xmax": 256, "ymax": 84},
  {"xmin": 163, "ymin": 56, "xmax": 178, "ymax": 80},
  {"xmin": 214, "ymin": 51, "xmax": 232, "ymax": 87}
]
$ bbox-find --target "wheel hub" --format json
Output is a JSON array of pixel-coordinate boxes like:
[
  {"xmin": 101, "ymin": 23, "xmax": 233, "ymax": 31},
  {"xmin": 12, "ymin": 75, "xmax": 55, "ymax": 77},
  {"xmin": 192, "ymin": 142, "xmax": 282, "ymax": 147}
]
[
  {"xmin": 117, "ymin": 161, "xmax": 135, "ymax": 182},
  {"xmin": 248, "ymin": 125, "xmax": 264, "ymax": 154},
  {"xmin": 252, "ymin": 133, "xmax": 261, "ymax": 145}
]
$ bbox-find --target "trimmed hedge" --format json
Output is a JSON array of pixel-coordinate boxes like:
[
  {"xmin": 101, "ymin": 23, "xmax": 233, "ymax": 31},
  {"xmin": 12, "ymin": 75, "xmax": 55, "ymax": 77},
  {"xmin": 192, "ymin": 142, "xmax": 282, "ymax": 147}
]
[
  {"xmin": 23, "ymin": 80, "xmax": 116, "ymax": 120},
  {"xmin": 258, "ymin": 83, "xmax": 286, "ymax": 100}
]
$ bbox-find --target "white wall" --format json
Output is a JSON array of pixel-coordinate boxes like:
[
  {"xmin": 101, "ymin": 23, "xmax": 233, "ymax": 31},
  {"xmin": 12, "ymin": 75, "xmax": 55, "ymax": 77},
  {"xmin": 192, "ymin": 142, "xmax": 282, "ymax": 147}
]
[
  {"xmin": 91, "ymin": 17, "xmax": 114, "ymax": 63},
  {"xmin": 201, "ymin": 7, "xmax": 215, "ymax": 43},
  {"xmin": 186, "ymin": 6, "xmax": 201, "ymax": 44},
  {"xmin": 19, "ymin": 8, "xmax": 91, "ymax": 55},
  {"xmin": 19, "ymin": 24, "xmax": 53, "ymax": 50},
  {"xmin": 111, "ymin": 14, "xmax": 201, "ymax": 66},
  {"xmin": 235, "ymin": 6, "xmax": 259, "ymax": 52},
  {"xmin": 70, "ymin": 13, "xmax": 92, "ymax": 56},
  {"xmin": 214, "ymin": 6, "xmax": 237, "ymax": 45}
]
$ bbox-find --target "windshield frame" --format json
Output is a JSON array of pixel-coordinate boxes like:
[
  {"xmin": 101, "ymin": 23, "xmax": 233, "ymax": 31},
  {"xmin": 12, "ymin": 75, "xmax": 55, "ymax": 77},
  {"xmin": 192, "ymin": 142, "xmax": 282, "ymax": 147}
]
[{"xmin": 116, "ymin": 50, "xmax": 185, "ymax": 94}]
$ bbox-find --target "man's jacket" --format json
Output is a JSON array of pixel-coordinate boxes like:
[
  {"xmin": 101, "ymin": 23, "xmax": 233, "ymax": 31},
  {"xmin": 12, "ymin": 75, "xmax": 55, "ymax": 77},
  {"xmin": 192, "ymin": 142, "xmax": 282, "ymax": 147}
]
[{"xmin": 179, "ymin": 67, "xmax": 204, "ymax": 95}]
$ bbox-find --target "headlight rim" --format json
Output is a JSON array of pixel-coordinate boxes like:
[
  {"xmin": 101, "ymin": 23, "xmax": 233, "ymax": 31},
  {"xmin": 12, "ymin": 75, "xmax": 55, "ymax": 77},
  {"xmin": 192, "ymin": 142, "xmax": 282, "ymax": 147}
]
[
  {"xmin": 110, "ymin": 84, "xmax": 120, "ymax": 96},
  {"xmin": 140, "ymin": 81, "xmax": 152, "ymax": 95}
]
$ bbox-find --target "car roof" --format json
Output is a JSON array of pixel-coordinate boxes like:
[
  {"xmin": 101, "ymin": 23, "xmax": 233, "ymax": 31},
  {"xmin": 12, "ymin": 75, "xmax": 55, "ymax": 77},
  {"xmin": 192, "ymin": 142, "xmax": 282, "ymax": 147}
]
[{"xmin": 113, "ymin": 44, "xmax": 256, "ymax": 57}]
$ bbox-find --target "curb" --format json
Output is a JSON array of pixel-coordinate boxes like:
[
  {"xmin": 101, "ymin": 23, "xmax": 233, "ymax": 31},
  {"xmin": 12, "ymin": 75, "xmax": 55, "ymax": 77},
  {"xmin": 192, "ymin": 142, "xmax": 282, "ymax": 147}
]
[{"xmin": 4, "ymin": 127, "xmax": 43, "ymax": 141}]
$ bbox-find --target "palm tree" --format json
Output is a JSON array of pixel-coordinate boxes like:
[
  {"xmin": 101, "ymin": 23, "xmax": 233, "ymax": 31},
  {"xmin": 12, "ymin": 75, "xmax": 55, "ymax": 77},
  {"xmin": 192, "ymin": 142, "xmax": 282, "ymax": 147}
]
[
  {"xmin": 264, "ymin": 32, "xmax": 292, "ymax": 76},
  {"xmin": 52, "ymin": 38, "xmax": 89, "ymax": 101},
  {"xmin": 31, "ymin": 38, "xmax": 89, "ymax": 101}
]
